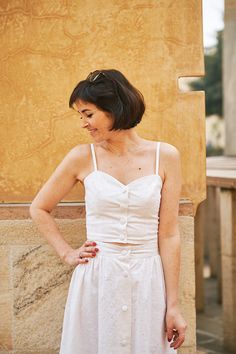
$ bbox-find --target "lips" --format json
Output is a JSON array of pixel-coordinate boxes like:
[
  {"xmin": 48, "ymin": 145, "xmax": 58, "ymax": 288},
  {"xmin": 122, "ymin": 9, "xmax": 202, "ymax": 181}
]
[{"xmin": 88, "ymin": 129, "xmax": 97, "ymax": 133}]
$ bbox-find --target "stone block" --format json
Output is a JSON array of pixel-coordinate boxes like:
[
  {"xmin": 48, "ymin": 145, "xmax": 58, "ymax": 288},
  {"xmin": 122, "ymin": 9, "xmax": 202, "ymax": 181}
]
[
  {"xmin": 0, "ymin": 246, "xmax": 13, "ymax": 350},
  {"xmin": 0, "ymin": 219, "xmax": 86, "ymax": 246},
  {"xmin": 178, "ymin": 216, "xmax": 196, "ymax": 351},
  {"xmin": 11, "ymin": 245, "xmax": 73, "ymax": 351}
]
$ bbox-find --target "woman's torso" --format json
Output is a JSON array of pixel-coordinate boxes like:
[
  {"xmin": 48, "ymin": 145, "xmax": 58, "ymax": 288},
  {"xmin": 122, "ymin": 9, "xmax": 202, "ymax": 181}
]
[{"xmin": 78, "ymin": 140, "xmax": 163, "ymax": 246}]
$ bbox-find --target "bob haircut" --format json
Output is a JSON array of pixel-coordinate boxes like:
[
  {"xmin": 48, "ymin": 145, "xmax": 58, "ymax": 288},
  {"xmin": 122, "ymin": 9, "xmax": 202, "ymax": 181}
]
[{"xmin": 69, "ymin": 69, "xmax": 145, "ymax": 131}]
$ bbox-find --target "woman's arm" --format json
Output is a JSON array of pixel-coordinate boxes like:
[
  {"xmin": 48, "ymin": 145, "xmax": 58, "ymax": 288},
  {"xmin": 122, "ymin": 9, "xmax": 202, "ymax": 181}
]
[
  {"xmin": 158, "ymin": 143, "xmax": 181, "ymax": 307},
  {"xmin": 158, "ymin": 142, "xmax": 187, "ymax": 349},
  {"xmin": 29, "ymin": 145, "xmax": 97, "ymax": 264}
]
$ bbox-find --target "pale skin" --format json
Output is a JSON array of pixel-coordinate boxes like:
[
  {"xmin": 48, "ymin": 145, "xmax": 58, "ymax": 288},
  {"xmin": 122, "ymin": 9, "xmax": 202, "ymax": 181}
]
[{"xmin": 30, "ymin": 99, "xmax": 187, "ymax": 350}]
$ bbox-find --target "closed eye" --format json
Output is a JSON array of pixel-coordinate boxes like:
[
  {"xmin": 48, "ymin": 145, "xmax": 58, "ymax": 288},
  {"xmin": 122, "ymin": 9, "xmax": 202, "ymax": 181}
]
[{"xmin": 79, "ymin": 113, "xmax": 93, "ymax": 119}]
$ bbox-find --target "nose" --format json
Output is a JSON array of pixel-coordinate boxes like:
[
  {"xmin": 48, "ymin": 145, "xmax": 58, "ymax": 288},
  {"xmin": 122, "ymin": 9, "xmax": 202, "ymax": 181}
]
[
  {"xmin": 81, "ymin": 121, "xmax": 89, "ymax": 128},
  {"xmin": 80, "ymin": 117, "xmax": 89, "ymax": 129}
]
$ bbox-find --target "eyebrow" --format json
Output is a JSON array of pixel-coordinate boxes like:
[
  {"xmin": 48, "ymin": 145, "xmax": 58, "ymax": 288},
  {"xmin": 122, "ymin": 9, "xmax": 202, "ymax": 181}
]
[
  {"xmin": 72, "ymin": 103, "xmax": 92, "ymax": 113},
  {"xmin": 81, "ymin": 109, "xmax": 92, "ymax": 113}
]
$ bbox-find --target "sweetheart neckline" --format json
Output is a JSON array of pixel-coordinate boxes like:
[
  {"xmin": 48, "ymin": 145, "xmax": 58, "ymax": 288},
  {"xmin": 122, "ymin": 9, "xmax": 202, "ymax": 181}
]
[{"xmin": 83, "ymin": 170, "xmax": 163, "ymax": 188}]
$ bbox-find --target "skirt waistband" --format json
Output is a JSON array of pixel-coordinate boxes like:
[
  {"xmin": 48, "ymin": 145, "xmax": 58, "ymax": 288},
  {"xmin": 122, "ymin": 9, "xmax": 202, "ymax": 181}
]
[{"xmin": 92, "ymin": 240, "xmax": 159, "ymax": 257}]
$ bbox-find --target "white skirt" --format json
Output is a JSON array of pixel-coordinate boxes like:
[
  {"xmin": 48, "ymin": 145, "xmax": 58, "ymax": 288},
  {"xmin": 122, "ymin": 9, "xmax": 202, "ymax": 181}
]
[{"xmin": 59, "ymin": 240, "xmax": 177, "ymax": 354}]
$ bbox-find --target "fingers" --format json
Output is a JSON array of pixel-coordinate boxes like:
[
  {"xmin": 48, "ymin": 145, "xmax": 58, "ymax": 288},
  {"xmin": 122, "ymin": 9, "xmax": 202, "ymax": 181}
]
[
  {"xmin": 79, "ymin": 251, "xmax": 97, "ymax": 259},
  {"xmin": 166, "ymin": 328, "xmax": 174, "ymax": 342},
  {"xmin": 83, "ymin": 241, "xmax": 99, "ymax": 253},
  {"xmin": 77, "ymin": 257, "xmax": 89, "ymax": 264},
  {"xmin": 169, "ymin": 326, "xmax": 187, "ymax": 349},
  {"xmin": 84, "ymin": 246, "xmax": 99, "ymax": 253},
  {"xmin": 170, "ymin": 330, "xmax": 185, "ymax": 349},
  {"xmin": 76, "ymin": 241, "xmax": 100, "ymax": 264},
  {"xmin": 84, "ymin": 240, "xmax": 97, "ymax": 247}
]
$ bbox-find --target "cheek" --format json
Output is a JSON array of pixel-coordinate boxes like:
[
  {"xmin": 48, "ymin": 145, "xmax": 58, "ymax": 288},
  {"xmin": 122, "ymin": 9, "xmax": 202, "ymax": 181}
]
[
  {"xmin": 98, "ymin": 119, "xmax": 113, "ymax": 131},
  {"xmin": 107, "ymin": 118, "xmax": 115, "ymax": 131},
  {"xmin": 103, "ymin": 113, "xmax": 114, "ymax": 128}
]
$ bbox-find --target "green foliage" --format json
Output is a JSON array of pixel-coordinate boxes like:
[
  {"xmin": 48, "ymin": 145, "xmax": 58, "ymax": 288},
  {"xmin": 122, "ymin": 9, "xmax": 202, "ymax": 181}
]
[{"xmin": 190, "ymin": 30, "xmax": 223, "ymax": 117}]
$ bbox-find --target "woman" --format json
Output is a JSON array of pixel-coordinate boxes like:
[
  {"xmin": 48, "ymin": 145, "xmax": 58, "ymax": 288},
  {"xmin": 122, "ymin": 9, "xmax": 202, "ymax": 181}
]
[{"xmin": 30, "ymin": 69, "xmax": 187, "ymax": 354}]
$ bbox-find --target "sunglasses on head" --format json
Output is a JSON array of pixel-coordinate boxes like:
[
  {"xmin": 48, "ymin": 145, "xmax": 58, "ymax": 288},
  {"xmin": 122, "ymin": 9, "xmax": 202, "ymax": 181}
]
[
  {"xmin": 86, "ymin": 70, "xmax": 121, "ymax": 101},
  {"xmin": 86, "ymin": 70, "xmax": 109, "ymax": 82}
]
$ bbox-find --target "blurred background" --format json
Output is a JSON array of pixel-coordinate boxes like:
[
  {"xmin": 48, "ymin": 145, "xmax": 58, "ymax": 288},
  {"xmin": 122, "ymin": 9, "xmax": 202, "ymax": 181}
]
[
  {"xmin": 181, "ymin": 0, "xmax": 224, "ymax": 157},
  {"xmin": 191, "ymin": 1, "xmax": 236, "ymax": 354},
  {"xmin": 195, "ymin": 0, "xmax": 224, "ymax": 157}
]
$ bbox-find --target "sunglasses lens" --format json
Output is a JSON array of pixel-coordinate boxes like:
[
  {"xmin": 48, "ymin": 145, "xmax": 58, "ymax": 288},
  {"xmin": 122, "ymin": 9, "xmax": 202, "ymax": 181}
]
[
  {"xmin": 87, "ymin": 70, "xmax": 103, "ymax": 82},
  {"xmin": 92, "ymin": 73, "xmax": 101, "ymax": 81}
]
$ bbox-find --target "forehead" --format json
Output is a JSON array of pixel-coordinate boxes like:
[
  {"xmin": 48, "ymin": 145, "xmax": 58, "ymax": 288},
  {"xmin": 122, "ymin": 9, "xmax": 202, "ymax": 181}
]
[{"xmin": 73, "ymin": 99, "xmax": 97, "ymax": 112}]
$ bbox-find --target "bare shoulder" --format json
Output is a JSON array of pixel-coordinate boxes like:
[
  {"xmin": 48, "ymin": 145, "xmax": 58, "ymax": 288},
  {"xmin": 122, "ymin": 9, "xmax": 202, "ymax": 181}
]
[
  {"xmin": 159, "ymin": 142, "xmax": 181, "ymax": 184},
  {"xmin": 160, "ymin": 142, "xmax": 181, "ymax": 164},
  {"xmin": 142, "ymin": 139, "xmax": 180, "ymax": 157},
  {"xmin": 62, "ymin": 143, "xmax": 92, "ymax": 180},
  {"xmin": 68, "ymin": 143, "xmax": 91, "ymax": 161}
]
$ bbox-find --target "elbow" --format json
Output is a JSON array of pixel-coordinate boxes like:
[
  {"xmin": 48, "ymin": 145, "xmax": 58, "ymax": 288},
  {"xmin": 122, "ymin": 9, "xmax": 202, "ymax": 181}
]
[
  {"xmin": 29, "ymin": 202, "xmax": 43, "ymax": 219},
  {"xmin": 29, "ymin": 203, "xmax": 51, "ymax": 219},
  {"xmin": 29, "ymin": 203, "xmax": 38, "ymax": 219}
]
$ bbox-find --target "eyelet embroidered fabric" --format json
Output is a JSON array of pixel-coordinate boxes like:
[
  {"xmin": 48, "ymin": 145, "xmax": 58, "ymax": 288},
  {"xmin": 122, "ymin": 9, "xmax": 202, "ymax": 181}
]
[{"xmin": 59, "ymin": 142, "xmax": 177, "ymax": 354}]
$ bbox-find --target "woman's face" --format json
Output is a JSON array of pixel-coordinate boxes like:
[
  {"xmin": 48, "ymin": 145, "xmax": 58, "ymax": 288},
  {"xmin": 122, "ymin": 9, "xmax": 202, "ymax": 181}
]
[{"xmin": 73, "ymin": 100, "xmax": 115, "ymax": 142}]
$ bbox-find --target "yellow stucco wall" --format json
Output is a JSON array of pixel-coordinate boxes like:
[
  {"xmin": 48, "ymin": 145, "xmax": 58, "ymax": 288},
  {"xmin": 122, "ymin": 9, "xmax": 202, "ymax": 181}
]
[{"xmin": 0, "ymin": 0, "xmax": 205, "ymax": 211}]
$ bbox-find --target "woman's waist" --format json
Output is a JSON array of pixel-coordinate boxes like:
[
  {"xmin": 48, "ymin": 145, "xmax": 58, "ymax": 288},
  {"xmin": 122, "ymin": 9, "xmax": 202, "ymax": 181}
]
[
  {"xmin": 87, "ymin": 239, "xmax": 159, "ymax": 257},
  {"xmin": 86, "ymin": 232, "xmax": 158, "ymax": 244}
]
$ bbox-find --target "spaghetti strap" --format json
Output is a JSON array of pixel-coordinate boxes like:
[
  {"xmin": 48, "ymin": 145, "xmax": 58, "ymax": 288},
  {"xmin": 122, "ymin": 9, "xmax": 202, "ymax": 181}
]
[
  {"xmin": 155, "ymin": 142, "xmax": 161, "ymax": 175},
  {"xmin": 90, "ymin": 144, "xmax": 98, "ymax": 171}
]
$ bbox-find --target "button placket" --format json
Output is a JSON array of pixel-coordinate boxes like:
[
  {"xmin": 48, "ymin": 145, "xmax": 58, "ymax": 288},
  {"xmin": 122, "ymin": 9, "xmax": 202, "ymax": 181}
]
[
  {"xmin": 118, "ymin": 240, "xmax": 132, "ymax": 351},
  {"xmin": 122, "ymin": 305, "xmax": 128, "ymax": 311},
  {"xmin": 119, "ymin": 187, "xmax": 129, "ymax": 242},
  {"xmin": 98, "ymin": 258, "xmax": 131, "ymax": 353},
  {"xmin": 119, "ymin": 278, "xmax": 131, "ymax": 350}
]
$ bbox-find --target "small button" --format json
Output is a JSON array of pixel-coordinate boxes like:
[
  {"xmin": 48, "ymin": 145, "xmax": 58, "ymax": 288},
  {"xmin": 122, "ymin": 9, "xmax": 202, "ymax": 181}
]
[
  {"xmin": 121, "ymin": 339, "xmax": 127, "ymax": 346},
  {"xmin": 123, "ymin": 271, "xmax": 128, "ymax": 277},
  {"xmin": 122, "ymin": 305, "xmax": 128, "ymax": 311},
  {"xmin": 121, "ymin": 250, "xmax": 128, "ymax": 255}
]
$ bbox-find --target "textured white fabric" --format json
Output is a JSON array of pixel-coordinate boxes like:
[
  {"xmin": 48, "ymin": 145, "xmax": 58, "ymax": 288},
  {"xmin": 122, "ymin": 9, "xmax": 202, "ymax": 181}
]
[
  {"xmin": 59, "ymin": 142, "xmax": 177, "ymax": 354},
  {"xmin": 84, "ymin": 142, "xmax": 162, "ymax": 244}
]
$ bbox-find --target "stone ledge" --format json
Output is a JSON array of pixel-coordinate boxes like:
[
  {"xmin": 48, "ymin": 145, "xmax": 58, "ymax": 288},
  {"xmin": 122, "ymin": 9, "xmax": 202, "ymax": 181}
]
[
  {"xmin": 0, "ymin": 351, "xmax": 58, "ymax": 354},
  {"xmin": 0, "ymin": 199, "xmax": 194, "ymax": 220}
]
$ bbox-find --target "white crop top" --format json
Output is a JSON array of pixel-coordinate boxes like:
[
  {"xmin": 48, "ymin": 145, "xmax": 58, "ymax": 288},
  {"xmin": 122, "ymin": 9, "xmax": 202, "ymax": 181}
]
[{"xmin": 84, "ymin": 142, "xmax": 162, "ymax": 245}]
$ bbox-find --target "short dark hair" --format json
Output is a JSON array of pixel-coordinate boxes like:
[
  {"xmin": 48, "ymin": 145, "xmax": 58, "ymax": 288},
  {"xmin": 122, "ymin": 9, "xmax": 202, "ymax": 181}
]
[{"xmin": 69, "ymin": 69, "xmax": 145, "ymax": 130}]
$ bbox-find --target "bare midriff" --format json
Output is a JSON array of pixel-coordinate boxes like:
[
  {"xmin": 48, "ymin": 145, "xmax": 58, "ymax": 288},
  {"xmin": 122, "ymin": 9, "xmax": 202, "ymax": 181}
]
[{"xmin": 102, "ymin": 241, "xmax": 143, "ymax": 246}]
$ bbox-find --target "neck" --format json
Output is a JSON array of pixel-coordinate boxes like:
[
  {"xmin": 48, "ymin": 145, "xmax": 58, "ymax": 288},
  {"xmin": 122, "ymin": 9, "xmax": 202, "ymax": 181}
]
[{"xmin": 101, "ymin": 129, "xmax": 143, "ymax": 155}]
